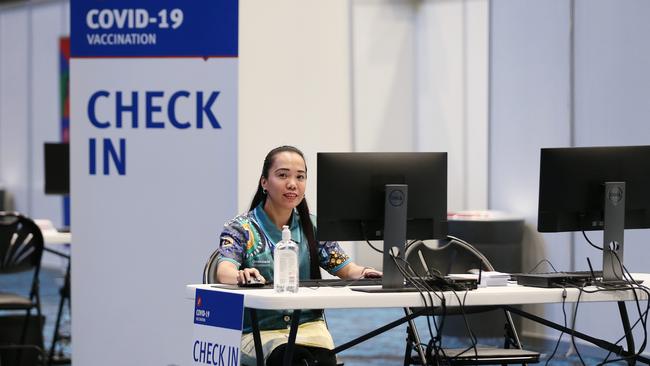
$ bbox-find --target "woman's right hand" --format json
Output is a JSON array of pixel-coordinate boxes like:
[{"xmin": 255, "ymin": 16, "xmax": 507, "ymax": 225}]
[
  {"xmin": 236, "ymin": 267, "xmax": 266, "ymax": 284},
  {"xmin": 216, "ymin": 261, "xmax": 266, "ymax": 285}
]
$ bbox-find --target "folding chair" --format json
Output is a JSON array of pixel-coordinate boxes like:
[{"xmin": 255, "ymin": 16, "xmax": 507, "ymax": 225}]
[
  {"xmin": 0, "ymin": 212, "xmax": 46, "ymax": 366},
  {"xmin": 403, "ymin": 239, "xmax": 539, "ymax": 365}
]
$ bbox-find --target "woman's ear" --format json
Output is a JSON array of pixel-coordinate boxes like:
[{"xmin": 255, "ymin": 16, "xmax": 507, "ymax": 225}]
[{"xmin": 260, "ymin": 177, "xmax": 268, "ymax": 191}]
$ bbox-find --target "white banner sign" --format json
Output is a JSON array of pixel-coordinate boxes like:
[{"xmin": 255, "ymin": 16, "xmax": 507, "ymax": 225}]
[
  {"xmin": 70, "ymin": 1, "xmax": 238, "ymax": 364},
  {"xmin": 192, "ymin": 288, "xmax": 244, "ymax": 366}
]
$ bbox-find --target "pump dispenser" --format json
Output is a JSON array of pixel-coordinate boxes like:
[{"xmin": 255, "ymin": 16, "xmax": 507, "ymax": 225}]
[{"xmin": 274, "ymin": 225, "xmax": 299, "ymax": 293}]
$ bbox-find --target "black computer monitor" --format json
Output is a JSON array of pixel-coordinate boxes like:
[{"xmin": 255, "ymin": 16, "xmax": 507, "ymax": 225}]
[
  {"xmin": 44, "ymin": 143, "xmax": 70, "ymax": 195},
  {"xmin": 317, "ymin": 152, "xmax": 448, "ymax": 290},
  {"xmin": 538, "ymin": 145, "xmax": 650, "ymax": 281}
]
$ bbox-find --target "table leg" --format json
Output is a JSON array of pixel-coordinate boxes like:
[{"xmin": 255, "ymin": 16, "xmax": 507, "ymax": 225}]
[
  {"xmin": 504, "ymin": 305, "xmax": 650, "ymax": 364},
  {"xmin": 249, "ymin": 309, "xmax": 264, "ymax": 366},
  {"xmin": 282, "ymin": 310, "xmax": 302, "ymax": 366}
]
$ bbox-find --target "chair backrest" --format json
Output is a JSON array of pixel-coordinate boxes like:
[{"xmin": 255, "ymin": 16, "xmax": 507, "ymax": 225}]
[
  {"xmin": 405, "ymin": 238, "xmax": 494, "ymax": 278},
  {"xmin": 203, "ymin": 249, "xmax": 220, "ymax": 284},
  {"xmin": 0, "ymin": 212, "xmax": 44, "ymax": 275}
]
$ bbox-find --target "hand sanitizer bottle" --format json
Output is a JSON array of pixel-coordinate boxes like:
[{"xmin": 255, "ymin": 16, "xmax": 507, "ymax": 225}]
[{"xmin": 274, "ymin": 225, "xmax": 299, "ymax": 293}]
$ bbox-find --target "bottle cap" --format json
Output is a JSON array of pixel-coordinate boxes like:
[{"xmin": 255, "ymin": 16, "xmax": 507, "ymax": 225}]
[{"xmin": 281, "ymin": 225, "xmax": 291, "ymax": 241}]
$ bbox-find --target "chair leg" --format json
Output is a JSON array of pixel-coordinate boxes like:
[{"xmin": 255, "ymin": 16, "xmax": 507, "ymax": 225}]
[
  {"xmin": 404, "ymin": 308, "xmax": 428, "ymax": 366},
  {"xmin": 502, "ymin": 309, "xmax": 523, "ymax": 350},
  {"xmin": 404, "ymin": 325, "xmax": 414, "ymax": 366},
  {"xmin": 14, "ymin": 309, "xmax": 33, "ymax": 366}
]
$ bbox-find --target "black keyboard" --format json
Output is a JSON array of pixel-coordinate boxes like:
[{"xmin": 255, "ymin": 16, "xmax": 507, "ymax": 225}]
[
  {"xmin": 351, "ymin": 276, "xmax": 478, "ymax": 293},
  {"xmin": 211, "ymin": 278, "xmax": 382, "ymax": 290},
  {"xmin": 299, "ymin": 278, "xmax": 383, "ymax": 287}
]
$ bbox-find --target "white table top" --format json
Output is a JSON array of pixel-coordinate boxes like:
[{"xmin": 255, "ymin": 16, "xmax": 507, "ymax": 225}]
[
  {"xmin": 42, "ymin": 231, "xmax": 71, "ymax": 245},
  {"xmin": 35, "ymin": 219, "xmax": 71, "ymax": 245},
  {"xmin": 187, "ymin": 273, "xmax": 650, "ymax": 310}
]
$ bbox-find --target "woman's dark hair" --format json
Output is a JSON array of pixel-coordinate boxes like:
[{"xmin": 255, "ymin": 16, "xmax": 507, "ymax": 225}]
[{"xmin": 250, "ymin": 146, "xmax": 321, "ymax": 280}]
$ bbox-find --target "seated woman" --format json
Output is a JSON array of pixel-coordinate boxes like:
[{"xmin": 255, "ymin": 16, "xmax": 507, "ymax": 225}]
[{"xmin": 212, "ymin": 145, "xmax": 381, "ymax": 366}]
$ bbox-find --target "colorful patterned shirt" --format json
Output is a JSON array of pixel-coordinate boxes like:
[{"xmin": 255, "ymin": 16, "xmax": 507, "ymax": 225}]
[{"xmin": 217, "ymin": 203, "xmax": 351, "ymax": 332}]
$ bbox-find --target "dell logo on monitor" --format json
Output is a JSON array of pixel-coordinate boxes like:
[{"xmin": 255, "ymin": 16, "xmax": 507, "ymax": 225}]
[
  {"xmin": 608, "ymin": 186, "xmax": 623, "ymax": 206},
  {"xmin": 389, "ymin": 189, "xmax": 405, "ymax": 207}
]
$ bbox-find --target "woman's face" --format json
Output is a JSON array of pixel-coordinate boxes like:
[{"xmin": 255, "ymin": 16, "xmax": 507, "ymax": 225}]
[{"xmin": 261, "ymin": 151, "xmax": 307, "ymax": 211}]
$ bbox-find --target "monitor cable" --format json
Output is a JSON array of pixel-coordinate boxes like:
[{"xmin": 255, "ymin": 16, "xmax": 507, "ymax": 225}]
[
  {"xmin": 565, "ymin": 258, "xmax": 649, "ymax": 365},
  {"xmin": 544, "ymin": 287, "xmax": 569, "ymax": 366},
  {"xmin": 582, "ymin": 230, "xmax": 604, "ymax": 251},
  {"xmin": 390, "ymin": 246, "xmax": 480, "ymax": 363},
  {"xmin": 527, "ymin": 258, "xmax": 560, "ymax": 274},
  {"xmin": 359, "ymin": 222, "xmax": 383, "ymax": 254},
  {"xmin": 388, "ymin": 248, "xmax": 451, "ymax": 365}
]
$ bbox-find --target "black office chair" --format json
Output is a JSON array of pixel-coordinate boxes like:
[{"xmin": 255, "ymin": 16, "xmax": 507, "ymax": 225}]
[
  {"xmin": 0, "ymin": 212, "xmax": 46, "ymax": 366},
  {"xmin": 402, "ymin": 238, "xmax": 540, "ymax": 365},
  {"xmin": 203, "ymin": 248, "xmax": 220, "ymax": 284}
]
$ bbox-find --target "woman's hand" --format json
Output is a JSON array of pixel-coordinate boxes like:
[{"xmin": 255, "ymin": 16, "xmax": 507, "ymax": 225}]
[
  {"xmin": 360, "ymin": 267, "xmax": 382, "ymax": 279},
  {"xmin": 236, "ymin": 267, "xmax": 266, "ymax": 284},
  {"xmin": 216, "ymin": 261, "xmax": 265, "ymax": 284},
  {"xmin": 336, "ymin": 262, "xmax": 382, "ymax": 280}
]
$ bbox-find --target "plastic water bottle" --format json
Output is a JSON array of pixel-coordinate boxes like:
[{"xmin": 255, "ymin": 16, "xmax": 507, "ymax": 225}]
[{"xmin": 274, "ymin": 225, "xmax": 299, "ymax": 293}]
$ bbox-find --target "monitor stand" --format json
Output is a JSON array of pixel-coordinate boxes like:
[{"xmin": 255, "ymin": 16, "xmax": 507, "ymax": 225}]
[
  {"xmin": 353, "ymin": 184, "xmax": 415, "ymax": 293},
  {"xmin": 602, "ymin": 182, "xmax": 625, "ymax": 282}
]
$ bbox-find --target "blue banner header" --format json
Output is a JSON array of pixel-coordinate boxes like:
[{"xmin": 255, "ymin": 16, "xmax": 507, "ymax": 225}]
[
  {"xmin": 71, "ymin": 0, "xmax": 238, "ymax": 58},
  {"xmin": 194, "ymin": 289, "xmax": 244, "ymax": 331}
]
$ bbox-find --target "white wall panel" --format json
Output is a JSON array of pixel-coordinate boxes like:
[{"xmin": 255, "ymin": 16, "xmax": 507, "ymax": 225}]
[
  {"xmin": 0, "ymin": 8, "xmax": 29, "ymax": 212},
  {"xmin": 572, "ymin": 0, "xmax": 650, "ymax": 346},
  {"xmin": 415, "ymin": 0, "xmax": 488, "ymax": 211},
  {"xmin": 490, "ymin": 0, "xmax": 572, "ymax": 338},
  {"xmin": 238, "ymin": 0, "xmax": 352, "ymax": 216},
  {"xmin": 351, "ymin": 0, "xmax": 489, "ymax": 268},
  {"xmin": 352, "ymin": 0, "xmax": 415, "ymax": 152},
  {"xmin": 574, "ymin": 0, "xmax": 650, "ymax": 148},
  {"xmin": 30, "ymin": 3, "xmax": 67, "ymax": 228},
  {"xmin": 464, "ymin": 0, "xmax": 488, "ymax": 210},
  {"xmin": 415, "ymin": 1, "xmax": 464, "ymax": 211}
]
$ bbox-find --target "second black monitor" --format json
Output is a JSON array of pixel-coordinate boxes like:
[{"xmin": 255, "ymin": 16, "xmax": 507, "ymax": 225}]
[
  {"xmin": 44, "ymin": 142, "xmax": 70, "ymax": 195},
  {"xmin": 538, "ymin": 145, "xmax": 650, "ymax": 233}
]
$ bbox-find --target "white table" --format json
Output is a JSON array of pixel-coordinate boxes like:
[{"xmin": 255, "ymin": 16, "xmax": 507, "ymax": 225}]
[
  {"xmin": 187, "ymin": 274, "xmax": 650, "ymax": 365},
  {"xmin": 42, "ymin": 230, "xmax": 71, "ymax": 246},
  {"xmin": 188, "ymin": 274, "xmax": 650, "ymax": 308},
  {"xmin": 35, "ymin": 219, "xmax": 71, "ymax": 246}
]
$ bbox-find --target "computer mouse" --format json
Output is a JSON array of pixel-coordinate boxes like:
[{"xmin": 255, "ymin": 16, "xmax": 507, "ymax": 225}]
[
  {"xmin": 248, "ymin": 276, "xmax": 264, "ymax": 284},
  {"xmin": 238, "ymin": 276, "xmax": 266, "ymax": 288}
]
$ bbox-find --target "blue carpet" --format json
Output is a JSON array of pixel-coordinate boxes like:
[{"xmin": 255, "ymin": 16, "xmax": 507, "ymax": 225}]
[{"xmin": 326, "ymin": 307, "xmax": 628, "ymax": 365}]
